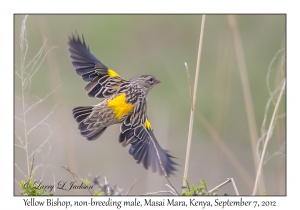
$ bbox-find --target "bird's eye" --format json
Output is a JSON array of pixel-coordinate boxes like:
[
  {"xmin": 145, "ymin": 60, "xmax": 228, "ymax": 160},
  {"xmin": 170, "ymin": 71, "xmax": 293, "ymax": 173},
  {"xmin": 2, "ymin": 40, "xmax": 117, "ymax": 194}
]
[{"xmin": 149, "ymin": 77, "xmax": 154, "ymax": 84}]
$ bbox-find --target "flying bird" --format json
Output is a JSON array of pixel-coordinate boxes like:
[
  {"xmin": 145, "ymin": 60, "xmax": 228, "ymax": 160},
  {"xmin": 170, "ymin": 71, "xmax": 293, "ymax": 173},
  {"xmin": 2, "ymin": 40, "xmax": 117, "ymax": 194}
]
[{"xmin": 68, "ymin": 34, "xmax": 176, "ymax": 176}]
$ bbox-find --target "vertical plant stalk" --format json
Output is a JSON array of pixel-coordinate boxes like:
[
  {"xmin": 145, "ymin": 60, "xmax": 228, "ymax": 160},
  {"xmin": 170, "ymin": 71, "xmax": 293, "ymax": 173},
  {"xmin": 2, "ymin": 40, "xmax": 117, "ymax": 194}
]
[
  {"xmin": 19, "ymin": 15, "xmax": 30, "ymax": 178},
  {"xmin": 253, "ymin": 79, "xmax": 286, "ymax": 195},
  {"xmin": 183, "ymin": 15, "xmax": 206, "ymax": 189},
  {"xmin": 185, "ymin": 62, "xmax": 193, "ymax": 108},
  {"xmin": 227, "ymin": 15, "xmax": 266, "ymax": 193},
  {"xmin": 227, "ymin": 15, "xmax": 259, "ymax": 166}
]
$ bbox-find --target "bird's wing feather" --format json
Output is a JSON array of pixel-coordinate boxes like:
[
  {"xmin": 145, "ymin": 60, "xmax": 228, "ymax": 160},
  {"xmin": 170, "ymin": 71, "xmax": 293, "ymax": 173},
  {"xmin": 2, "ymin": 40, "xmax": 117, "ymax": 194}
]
[
  {"xmin": 118, "ymin": 103, "xmax": 177, "ymax": 176},
  {"xmin": 68, "ymin": 34, "xmax": 125, "ymax": 99}
]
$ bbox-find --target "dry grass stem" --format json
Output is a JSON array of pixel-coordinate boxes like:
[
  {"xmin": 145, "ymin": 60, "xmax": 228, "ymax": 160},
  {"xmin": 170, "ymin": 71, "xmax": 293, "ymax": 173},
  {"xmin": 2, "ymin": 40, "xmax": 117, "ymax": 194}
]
[
  {"xmin": 125, "ymin": 179, "xmax": 137, "ymax": 195},
  {"xmin": 61, "ymin": 166, "xmax": 93, "ymax": 195},
  {"xmin": 15, "ymin": 163, "xmax": 27, "ymax": 179},
  {"xmin": 165, "ymin": 184, "xmax": 177, "ymax": 195},
  {"xmin": 196, "ymin": 112, "xmax": 253, "ymax": 189},
  {"xmin": 208, "ymin": 178, "xmax": 239, "ymax": 195},
  {"xmin": 15, "ymin": 16, "xmax": 59, "ymax": 196},
  {"xmin": 185, "ymin": 62, "xmax": 193, "ymax": 107},
  {"xmin": 183, "ymin": 14, "xmax": 206, "ymax": 189},
  {"xmin": 266, "ymin": 49, "xmax": 285, "ymax": 104},
  {"xmin": 208, "ymin": 178, "xmax": 231, "ymax": 194},
  {"xmin": 142, "ymin": 190, "xmax": 176, "ymax": 196},
  {"xmin": 227, "ymin": 15, "xmax": 259, "ymax": 168},
  {"xmin": 24, "ymin": 81, "xmax": 62, "ymax": 115},
  {"xmin": 53, "ymin": 174, "xmax": 56, "ymax": 193},
  {"xmin": 230, "ymin": 178, "xmax": 239, "ymax": 196},
  {"xmin": 257, "ymin": 49, "xmax": 286, "ymax": 161},
  {"xmin": 26, "ymin": 103, "xmax": 59, "ymax": 136},
  {"xmin": 19, "ymin": 14, "xmax": 30, "ymax": 177},
  {"xmin": 253, "ymin": 79, "xmax": 286, "ymax": 195},
  {"xmin": 39, "ymin": 164, "xmax": 54, "ymax": 181},
  {"xmin": 149, "ymin": 133, "xmax": 178, "ymax": 195}
]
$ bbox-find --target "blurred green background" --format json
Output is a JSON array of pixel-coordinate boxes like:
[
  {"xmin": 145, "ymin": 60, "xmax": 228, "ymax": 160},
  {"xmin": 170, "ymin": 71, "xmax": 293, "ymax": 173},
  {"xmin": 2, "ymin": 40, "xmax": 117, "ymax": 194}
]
[{"xmin": 14, "ymin": 14, "xmax": 285, "ymax": 195}]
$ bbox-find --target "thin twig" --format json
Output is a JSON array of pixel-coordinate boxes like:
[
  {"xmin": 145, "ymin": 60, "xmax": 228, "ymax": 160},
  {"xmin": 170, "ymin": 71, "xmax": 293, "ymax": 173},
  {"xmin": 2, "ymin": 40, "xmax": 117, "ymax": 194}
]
[
  {"xmin": 29, "ymin": 129, "xmax": 53, "ymax": 159},
  {"xmin": 266, "ymin": 49, "xmax": 285, "ymax": 104},
  {"xmin": 257, "ymin": 80, "xmax": 286, "ymax": 158},
  {"xmin": 165, "ymin": 184, "xmax": 177, "ymax": 195},
  {"xmin": 62, "ymin": 166, "xmax": 93, "ymax": 195},
  {"xmin": 257, "ymin": 49, "xmax": 286, "ymax": 161},
  {"xmin": 164, "ymin": 177, "xmax": 178, "ymax": 195},
  {"xmin": 25, "ymin": 37, "xmax": 47, "ymax": 73},
  {"xmin": 26, "ymin": 103, "xmax": 58, "ymax": 136},
  {"xmin": 15, "ymin": 117, "xmax": 24, "ymax": 122},
  {"xmin": 208, "ymin": 178, "xmax": 239, "ymax": 195},
  {"xmin": 253, "ymin": 79, "xmax": 285, "ymax": 195},
  {"xmin": 15, "ymin": 143, "xmax": 25, "ymax": 149},
  {"xmin": 208, "ymin": 178, "xmax": 231, "ymax": 194},
  {"xmin": 204, "ymin": 181, "xmax": 209, "ymax": 194},
  {"xmin": 116, "ymin": 186, "xmax": 123, "ymax": 195},
  {"xmin": 20, "ymin": 14, "xmax": 30, "ymax": 178},
  {"xmin": 185, "ymin": 62, "xmax": 193, "ymax": 107},
  {"xmin": 28, "ymin": 46, "xmax": 58, "ymax": 82},
  {"xmin": 29, "ymin": 156, "xmax": 35, "ymax": 177},
  {"xmin": 15, "ymin": 134, "xmax": 24, "ymax": 145},
  {"xmin": 33, "ymin": 164, "xmax": 44, "ymax": 175},
  {"xmin": 230, "ymin": 178, "xmax": 239, "ymax": 195},
  {"xmin": 15, "ymin": 71, "xmax": 21, "ymax": 79},
  {"xmin": 147, "ymin": 130, "xmax": 179, "ymax": 195},
  {"xmin": 183, "ymin": 14, "xmax": 206, "ymax": 189},
  {"xmin": 184, "ymin": 177, "xmax": 191, "ymax": 192},
  {"xmin": 24, "ymin": 81, "xmax": 62, "ymax": 114},
  {"xmin": 263, "ymin": 142, "xmax": 285, "ymax": 165},
  {"xmin": 142, "ymin": 190, "xmax": 176, "ymax": 196},
  {"xmin": 62, "ymin": 166, "xmax": 81, "ymax": 181},
  {"xmin": 40, "ymin": 164, "xmax": 54, "ymax": 182},
  {"xmin": 125, "ymin": 179, "xmax": 137, "ymax": 196},
  {"xmin": 53, "ymin": 174, "xmax": 56, "ymax": 193},
  {"xmin": 15, "ymin": 163, "xmax": 27, "ymax": 179}
]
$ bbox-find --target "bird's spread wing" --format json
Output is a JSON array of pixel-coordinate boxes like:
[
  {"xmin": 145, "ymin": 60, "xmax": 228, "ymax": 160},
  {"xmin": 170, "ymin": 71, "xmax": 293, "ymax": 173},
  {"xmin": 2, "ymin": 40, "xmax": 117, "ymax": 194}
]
[
  {"xmin": 118, "ymin": 103, "xmax": 177, "ymax": 176},
  {"xmin": 68, "ymin": 34, "xmax": 125, "ymax": 99}
]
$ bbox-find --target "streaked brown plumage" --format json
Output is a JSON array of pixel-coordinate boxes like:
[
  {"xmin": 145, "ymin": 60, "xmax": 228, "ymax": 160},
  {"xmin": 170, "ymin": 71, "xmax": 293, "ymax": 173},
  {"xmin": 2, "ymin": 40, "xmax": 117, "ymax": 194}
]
[{"xmin": 68, "ymin": 34, "xmax": 177, "ymax": 176}]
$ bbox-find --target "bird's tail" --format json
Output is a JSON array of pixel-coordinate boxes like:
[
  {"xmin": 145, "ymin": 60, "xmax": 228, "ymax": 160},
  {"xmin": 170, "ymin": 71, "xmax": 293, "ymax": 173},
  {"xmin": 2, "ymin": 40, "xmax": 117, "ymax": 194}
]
[{"xmin": 72, "ymin": 106, "xmax": 107, "ymax": 141}]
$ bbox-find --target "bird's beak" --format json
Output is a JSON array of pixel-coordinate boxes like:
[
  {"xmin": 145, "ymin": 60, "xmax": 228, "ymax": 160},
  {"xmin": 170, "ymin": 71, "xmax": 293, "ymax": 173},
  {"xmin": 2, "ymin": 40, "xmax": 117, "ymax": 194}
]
[{"xmin": 154, "ymin": 78, "xmax": 161, "ymax": 84}]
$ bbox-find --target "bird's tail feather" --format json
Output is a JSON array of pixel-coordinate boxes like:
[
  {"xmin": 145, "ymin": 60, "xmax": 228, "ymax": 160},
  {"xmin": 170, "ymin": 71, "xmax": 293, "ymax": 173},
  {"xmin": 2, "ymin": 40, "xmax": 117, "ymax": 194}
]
[
  {"xmin": 73, "ymin": 106, "xmax": 94, "ymax": 123},
  {"xmin": 72, "ymin": 106, "xmax": 107, "ymax": 141}
]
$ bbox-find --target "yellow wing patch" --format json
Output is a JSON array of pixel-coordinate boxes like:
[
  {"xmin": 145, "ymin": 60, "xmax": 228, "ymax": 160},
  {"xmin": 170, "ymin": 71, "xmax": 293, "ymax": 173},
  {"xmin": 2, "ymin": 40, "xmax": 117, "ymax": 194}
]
[
  {"xmin": 108, "ymin": 68, "xmax": 120, "ymax": 77},
  {"xmin": 107, "ymin": 93, "xmax": 133, "ymax": 119},
  {"xmin": 144, "ymin": 118, "xmax": 152, "ymax": 130}
]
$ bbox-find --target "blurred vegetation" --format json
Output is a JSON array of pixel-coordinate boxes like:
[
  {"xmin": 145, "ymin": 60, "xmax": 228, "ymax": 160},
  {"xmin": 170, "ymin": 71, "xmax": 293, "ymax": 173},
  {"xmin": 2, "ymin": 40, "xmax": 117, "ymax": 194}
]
[
  {"xmin": 14, "ymin": 14, "xmax": 285, "ymax": 195},
  {"xmin": 182, "ymin": 179, "xmax": 221, "ymax": 196},
  {"xmin": 19, "ymin": 159, "xmax": 53, "ymax": 196}
]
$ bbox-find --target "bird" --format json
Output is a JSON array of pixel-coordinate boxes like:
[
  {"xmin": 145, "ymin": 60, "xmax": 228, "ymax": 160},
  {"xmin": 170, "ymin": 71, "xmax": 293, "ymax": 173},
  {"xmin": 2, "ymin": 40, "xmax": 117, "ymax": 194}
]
[{"xmin": 68, "ymin": 34, "xmax": 176, "ymax": 176}]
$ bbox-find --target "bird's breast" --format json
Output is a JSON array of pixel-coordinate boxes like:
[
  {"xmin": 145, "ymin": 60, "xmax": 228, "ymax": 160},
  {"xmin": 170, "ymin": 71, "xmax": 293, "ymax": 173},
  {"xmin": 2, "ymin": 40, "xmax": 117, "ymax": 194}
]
[{"xmin": 107, "ymin": 93, "xmax": 134, "ymax": 120}]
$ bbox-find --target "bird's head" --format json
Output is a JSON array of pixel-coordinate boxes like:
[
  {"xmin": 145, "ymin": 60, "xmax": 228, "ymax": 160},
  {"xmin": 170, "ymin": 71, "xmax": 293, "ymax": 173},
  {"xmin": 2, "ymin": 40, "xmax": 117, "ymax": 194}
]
[{"xmin": 131, "ymin": 74, "xmax": 160, "ymax": 93}]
